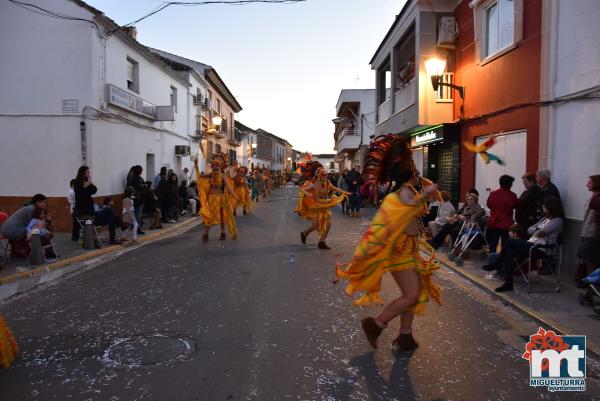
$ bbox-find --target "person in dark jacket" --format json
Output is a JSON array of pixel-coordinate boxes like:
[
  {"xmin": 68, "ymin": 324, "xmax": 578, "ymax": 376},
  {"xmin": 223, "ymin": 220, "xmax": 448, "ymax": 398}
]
[
  {"xmin": 162, "ymin": 173, "xmax": 179, "ymax": 223},
  {"xmin": 126, "ymin": 165, "xmax": 146, "ymax": 235},
  {"xmin": 345, "ymin": 165, "xmax": 363, "ymax": 217},
  {"xmin": 142, "ymin": 182, "xmax": 163, "ymax": 230},
  {"xmin": 515, "ymin": 172, "xmax": 541, "ymax": 229},
  {"xmin": 537, "ymin": 169, "xmax": 563, "ymax": 218},
  {"xmin": 486, "ymin": 175, "xmax": 518, "ymax": 253},
  {"xmin": 73, "ymin": 166, "xmax": 120, "ymax": 245}
]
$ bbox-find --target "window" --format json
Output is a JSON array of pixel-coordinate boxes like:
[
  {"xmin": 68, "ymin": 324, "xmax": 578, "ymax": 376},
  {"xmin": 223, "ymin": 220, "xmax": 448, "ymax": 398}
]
[
  {"xmin": 215, "ymin": 143, "xmax": 222, "ymax": 154},
  {"xmin": 170, "ymin": 86, "xmax": 177, "ymax": 113},
  {"xmin": 475, "ymin": 0, "xmax": 521, "ymax": 62},
  {"xmin": 230, "ymin": 112, "xmax": 234, "ymax": 134},
  {"xmin": 216, "ymin": 99, "xmax": 221, "ymax": 114},
  {"xmin": 126, "ymin": 57, "xmax": 139, "ymax": 93}
]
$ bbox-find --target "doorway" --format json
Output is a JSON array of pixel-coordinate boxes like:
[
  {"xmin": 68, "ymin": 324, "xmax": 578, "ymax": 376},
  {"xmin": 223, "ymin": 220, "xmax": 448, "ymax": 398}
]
[
  {"xmin": 475, "ymin": 131, "xmax": 527, "ymax": 208},
  {"xmin": 146, "ymin": 154, "xmax": 155, "ymax": 182}
]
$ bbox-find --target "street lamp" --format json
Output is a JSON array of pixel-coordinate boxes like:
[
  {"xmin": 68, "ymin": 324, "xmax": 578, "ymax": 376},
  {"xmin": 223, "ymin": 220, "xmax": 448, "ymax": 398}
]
[
  {"xmin": 211, "ymin": 115, "xmax": 222, "ymax": 127},
  {"xmin": 425, "ymin": 57, "xmax": 464, "ymax": 99}
]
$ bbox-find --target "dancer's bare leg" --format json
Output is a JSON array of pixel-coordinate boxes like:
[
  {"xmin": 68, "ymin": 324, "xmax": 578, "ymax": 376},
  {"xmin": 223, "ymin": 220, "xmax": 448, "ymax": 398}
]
[{"xmin": 376, "ymin": 269, "xmax": 420, "ymax": 325}]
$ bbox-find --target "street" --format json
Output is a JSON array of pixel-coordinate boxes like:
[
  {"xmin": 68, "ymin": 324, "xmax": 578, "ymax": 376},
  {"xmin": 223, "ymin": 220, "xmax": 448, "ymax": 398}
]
[{"xmin": 1, "ymin": 185, "xmax": 599, "ymax": 401}]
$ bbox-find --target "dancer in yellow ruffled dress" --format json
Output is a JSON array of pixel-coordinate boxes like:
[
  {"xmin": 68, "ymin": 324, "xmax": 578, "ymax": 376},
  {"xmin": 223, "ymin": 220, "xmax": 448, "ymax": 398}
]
[
  {"xmin": 299, "ymin": 167, "xmax": 350, "ymax": 249},
  {"xmin": 194, "ymin": 155, "xmax": 238, "ymax": 242},
  {"xmin": 232, "ymin": 166, "xmax": 252, "ymax": 216},
  {"xmin": 336, "ymin": 135, "xmax": 441, "ymax": 351},
  {"xmin": 0, "ymin": 314, "xmax": 18, "ymax": 369}
]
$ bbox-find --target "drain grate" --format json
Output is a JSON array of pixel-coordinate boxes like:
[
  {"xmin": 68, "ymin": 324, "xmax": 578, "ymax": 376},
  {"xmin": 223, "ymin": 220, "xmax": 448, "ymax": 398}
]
[{"xmin": 102, "ymin": 334, "xmax": 195, "ymax": 367}]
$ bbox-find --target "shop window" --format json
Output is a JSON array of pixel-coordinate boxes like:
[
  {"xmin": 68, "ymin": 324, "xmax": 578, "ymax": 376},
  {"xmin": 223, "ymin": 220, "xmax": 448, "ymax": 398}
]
[{"xmin": 473, "ymin": 0, "xmax": 522, "ymax": 63}]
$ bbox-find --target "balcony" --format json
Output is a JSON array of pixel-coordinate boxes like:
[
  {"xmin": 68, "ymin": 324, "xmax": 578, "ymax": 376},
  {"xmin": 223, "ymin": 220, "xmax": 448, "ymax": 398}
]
[
  {"xmin": 394, "ymin": 79, "xmax": 417, "ymax": 114},
  {"xmin": 378, "ymin": 98, "xmax": 391, "ymax": 123},
  {"xmin": 336, "ymin": 127, "xmax": 361, "ymax": 152},
  {"xmin": 214, "ymin": 130, "xmax": 227, "ymax": 139},
  {"xmin": 228, "ymin": 137, "xmax": 241, "ymax": 147}
]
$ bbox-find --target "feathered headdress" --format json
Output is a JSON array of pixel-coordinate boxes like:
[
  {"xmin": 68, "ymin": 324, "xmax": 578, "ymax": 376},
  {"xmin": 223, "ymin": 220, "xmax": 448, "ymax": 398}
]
[
  {"xmin": 210, "ymin": 153, "xmax": 228, "ymax": 170},
  {"xmin": 364, "ymin": 134, "xmax": 413, "ymax": 185}
]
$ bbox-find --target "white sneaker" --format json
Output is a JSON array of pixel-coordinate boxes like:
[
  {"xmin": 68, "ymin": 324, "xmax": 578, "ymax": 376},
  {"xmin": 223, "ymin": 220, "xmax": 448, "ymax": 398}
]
[{"xmin": 169, "ymin": 219, "xmax": 177, "ymax": 223}]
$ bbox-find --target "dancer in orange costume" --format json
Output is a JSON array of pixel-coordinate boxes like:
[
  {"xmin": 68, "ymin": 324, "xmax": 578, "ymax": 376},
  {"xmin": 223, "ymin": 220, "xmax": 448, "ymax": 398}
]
[
  {"xmin": 336, "ymin": 136, "xmax": 441, "ymax": 351},
  {"xmin": 299, "ymin": 167, "xmax": 350, "ymax": 249},
  {"xmin": 232, "ymin": 166, "xmax": 252, "ymax": 216},
  {"xmin": 194, "ymin": 154, "xmax": 238, "ymax": 242},
  {"xmin": 0, "ymin": 314, "xmax": 18, "ymax": 369}
]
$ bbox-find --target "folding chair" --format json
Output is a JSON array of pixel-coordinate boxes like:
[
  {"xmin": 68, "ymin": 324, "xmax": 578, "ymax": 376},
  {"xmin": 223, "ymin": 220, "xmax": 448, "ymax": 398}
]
[
  {"xmin": 75, "ymin": 216, "xmax": 104, "ymax": 248},
  {"xmin": 447, "ymin": 220, "xmax": 488, "ymax": 266},
  {"xmin": 513, "ymin": 243, "xmax": 562, "ymax": 294}
]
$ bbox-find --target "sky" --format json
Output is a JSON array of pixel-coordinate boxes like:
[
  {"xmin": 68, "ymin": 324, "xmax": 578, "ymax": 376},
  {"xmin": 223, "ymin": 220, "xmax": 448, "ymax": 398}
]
[{"xmin": 86, "ymin": 0, "xmax": 407, "ymax": 154}]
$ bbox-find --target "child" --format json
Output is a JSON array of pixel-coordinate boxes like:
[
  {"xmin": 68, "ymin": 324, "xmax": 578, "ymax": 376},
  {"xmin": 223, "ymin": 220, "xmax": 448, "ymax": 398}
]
[
  {"xmin": 122, "ymin": 187, "xmax": 139, "ymax": 243},
  {"xmin": 26, "ymin": 207, "xmax": 57, "ymax": 259}
]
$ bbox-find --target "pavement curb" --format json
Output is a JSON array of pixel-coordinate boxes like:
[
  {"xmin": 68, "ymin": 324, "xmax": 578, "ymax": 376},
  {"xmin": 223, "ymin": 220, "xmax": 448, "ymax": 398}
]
[
  {"xmin": 0, "ymin": 217, "xmax": 202, "ymax": 286},
  {"xmin": 439, "ymin": 258, "xmax": 600, "ymax": 358}
]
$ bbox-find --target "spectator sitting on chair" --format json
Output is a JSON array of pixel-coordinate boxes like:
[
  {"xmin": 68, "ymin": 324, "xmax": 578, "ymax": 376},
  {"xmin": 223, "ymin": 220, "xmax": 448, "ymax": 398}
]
[
  {"xmin": 26, "ymin": 207, "xmax": 57, "ymax": 259},
  {"xmin": 515, "ymin": 172, "xmax": 541, "ymax": 230},
  {"xmin": 428, "ymin": 190, "xmax": 456, "ymax": 237},
  {"xmin": 143, "ymin": 182, "xmax": 163, "ymax": 230},
  {"xmin": 429, "ymin": 192, "xmax": 485, "ymax": 250},
  {"xmin": 486, "ymin": 175, "xmax": 519, "ymax": 254},
  {"xmin": 484, "ymin": 197, "xmax": 564, "ymax": 293},
  {"xmin": 1, "ymin": 194, "xmax": 48, "ymax": 257},
  {"xmin": 93, "ymin": 197, "xmax": 123, "ymax": 245},
  {"xmin": 74, "ymin": 166, "xmax": 121, "ymax": 245}
]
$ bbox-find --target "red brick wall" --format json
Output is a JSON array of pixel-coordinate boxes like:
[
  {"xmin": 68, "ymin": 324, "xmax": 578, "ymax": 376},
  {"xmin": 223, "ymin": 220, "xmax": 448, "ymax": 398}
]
[
  {"xmin": 0, "ymin": 194, "xmax": 125, "ymax": 233},
  {"xmin": 454, "ymin": 0, "xmax": 542, "ymax": 200}
]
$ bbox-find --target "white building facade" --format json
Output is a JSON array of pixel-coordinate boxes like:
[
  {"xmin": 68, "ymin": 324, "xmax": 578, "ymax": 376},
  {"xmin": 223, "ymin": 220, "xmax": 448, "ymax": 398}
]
[
  {"xmin": 333, "ymin": 89, "xmax": 376, "ymax": 170},
  {"xmin": 0, "ymin": 0, "xmax": 207, "ymax": 230},
  {"xmin": 540, "ymin": 0, "xmax": 600, "ymax": 264}
]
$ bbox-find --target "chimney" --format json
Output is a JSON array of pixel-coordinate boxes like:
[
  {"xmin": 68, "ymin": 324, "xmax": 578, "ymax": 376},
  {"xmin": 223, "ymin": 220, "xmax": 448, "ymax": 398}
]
[{"xmin": 123, "ymin": 26, "xmax": 137, "ymax": 40}]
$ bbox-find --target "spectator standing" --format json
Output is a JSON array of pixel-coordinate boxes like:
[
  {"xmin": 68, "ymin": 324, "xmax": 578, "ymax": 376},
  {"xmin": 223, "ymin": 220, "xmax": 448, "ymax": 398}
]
[
  {"xmin": 127, "ymin": 165, "xmax": 146, "ymax": 235},
  {"xmin": 346, "ymin": 165, "xmax": 363, "ymax": 217},
  {"xmin": 486, "ymin": 175, "xmax": 518, "ymax": 253},
  {"xmin": 178, "ymin": 180, "xmax": 189, "ymax": 215},
  {"xmin": 187, "ymin": 182, "xmax": 200, "ymax": 214},
  {"xmin": 575, "ymin": 175, "xmax": 600, "ymax": 281},
  {"xmin": 180, "ymin": 167, "xmax": 190, "ymax": 186},
  {"xmin": 142, "ymin": 183, "xmax": 163, "ymax": 230},
  {"xmin": 163, "ymin": 173, "xmax": 179, "ymax": 223},
  {"xmin": 337, "ymin": 169, "xmax": 350, "ymax": 215},
  {"xmin": 74, "ymin": 166, "xmax": 120, "ymax": 245},
  {"xmin": 537, "ymin": 169, "xmax": 563, "ymax": 218},
  {"xmin": 154, "ymin": 167, "xmax": 167, "ymax": 190},
  {"xmin": 68, "ymin": 179, "xmax": 78, "ymax": 241},
  {"xmin": 122, "ymin": 187, "xmax": 139, "ymax": 243},
  {"xmin": 515, "ymin": 172, "xmax": 541, "ymax": 229}
]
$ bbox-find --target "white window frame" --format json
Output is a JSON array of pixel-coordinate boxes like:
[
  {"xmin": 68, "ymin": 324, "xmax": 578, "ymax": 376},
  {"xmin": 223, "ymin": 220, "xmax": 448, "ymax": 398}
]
[
  {"xmin": 126, "ymin": 57, "xmax": 139, "ymax": 93},
  {"xmin": 471, "ymin": 0, "xmax": 523, "ymax": 65},
  {"xmin": 170, "ymin": 86, "xmax": 178, "ymax": 113}
]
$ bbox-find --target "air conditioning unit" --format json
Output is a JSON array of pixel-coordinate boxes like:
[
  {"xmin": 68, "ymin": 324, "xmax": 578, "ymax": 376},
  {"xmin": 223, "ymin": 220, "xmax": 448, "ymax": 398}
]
[
  {"xmin": 175, "ymin": 145, "xmax": 191, "ymax": 157},
  {"xmin": 437, "ymin": 16, "xmax": 458, "ymax": 48},
  {"xmin": 202, "ymin": 97, "xmax": 211, "ymax": 110}
]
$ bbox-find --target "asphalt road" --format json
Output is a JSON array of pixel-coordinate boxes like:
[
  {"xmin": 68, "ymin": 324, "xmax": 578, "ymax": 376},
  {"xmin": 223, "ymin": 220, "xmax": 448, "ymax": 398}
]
[{"xmin": 1, "ymin": 185, "xmax": 599, "ymax": 401}]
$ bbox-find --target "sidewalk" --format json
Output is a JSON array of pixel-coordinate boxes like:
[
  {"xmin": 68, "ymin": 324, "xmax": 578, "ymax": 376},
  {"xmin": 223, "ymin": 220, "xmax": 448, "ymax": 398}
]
[
  {"xmin": 0, "ymin": 213, "xmax": 201, "ymax": 289},
  {"xmin": 437, "ymin": 250, "xmax": 600, "ymax": 356}
]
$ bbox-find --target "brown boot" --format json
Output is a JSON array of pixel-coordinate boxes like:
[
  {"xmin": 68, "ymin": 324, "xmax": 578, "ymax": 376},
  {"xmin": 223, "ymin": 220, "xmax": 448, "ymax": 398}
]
[
  {"xmin": 361, "ymin": 317, "xmax": 383, "ymax": 349},
  {"xmin": 202, "ymin": 234, "xmax": 209, "ymax": 242},
  {"xmin": 300, "ymin": 231, "xmax": 307, "ymax": 245},
  {"xmin": 392, "ymin": 332, "xmax": 419, "ymax": 352},
  {"xmin": 318, "ymin": 241, "xmax": 330, "ymax": 250},
  {"xmin": 220, "ymin": 232, "xmax": 226, "ymax": 240}
]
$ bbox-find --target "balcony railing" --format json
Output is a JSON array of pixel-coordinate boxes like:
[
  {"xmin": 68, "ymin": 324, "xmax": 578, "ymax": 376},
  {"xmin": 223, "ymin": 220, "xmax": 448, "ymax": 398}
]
[
  {"xmin": 436, "ymin": 72, "xmax": 454, "ymax": 102},
  {"xmin": 394, "ymin": 78, "xmax": 417, "ymax": 114},
  {"xmin": 378, "ymin": 98, "xmax": 391, "ymax": 124}
]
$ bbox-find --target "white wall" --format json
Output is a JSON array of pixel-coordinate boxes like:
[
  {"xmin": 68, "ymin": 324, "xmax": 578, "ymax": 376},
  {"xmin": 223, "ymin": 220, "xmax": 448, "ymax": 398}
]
[
  {"xmin": 0, "ymin": 0, "xmax": 96, "ymax": 113},
  {"xmin": 550, "ymin": 0, "xmax": 600, "ymax": 220}
]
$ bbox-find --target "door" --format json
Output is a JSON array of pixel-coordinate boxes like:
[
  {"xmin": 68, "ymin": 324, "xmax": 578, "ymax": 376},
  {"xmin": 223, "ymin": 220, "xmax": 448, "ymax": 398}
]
[
  {"xmin": 413, "ymin": 148, "xmax": 424, "ymax": 176},
  {"xmin": 475, "ymin": 131, "xmax": 527, "ymax": 208},
  {"xmin": 146, "ymin": 154, "xmax": 155, "ymax": 182}
]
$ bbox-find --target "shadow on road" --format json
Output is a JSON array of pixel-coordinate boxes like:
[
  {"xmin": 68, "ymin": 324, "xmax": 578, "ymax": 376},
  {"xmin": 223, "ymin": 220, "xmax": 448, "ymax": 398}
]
[{"xmin": 324, "ymin": 350, "xmax": 434, "ymax": 401}]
